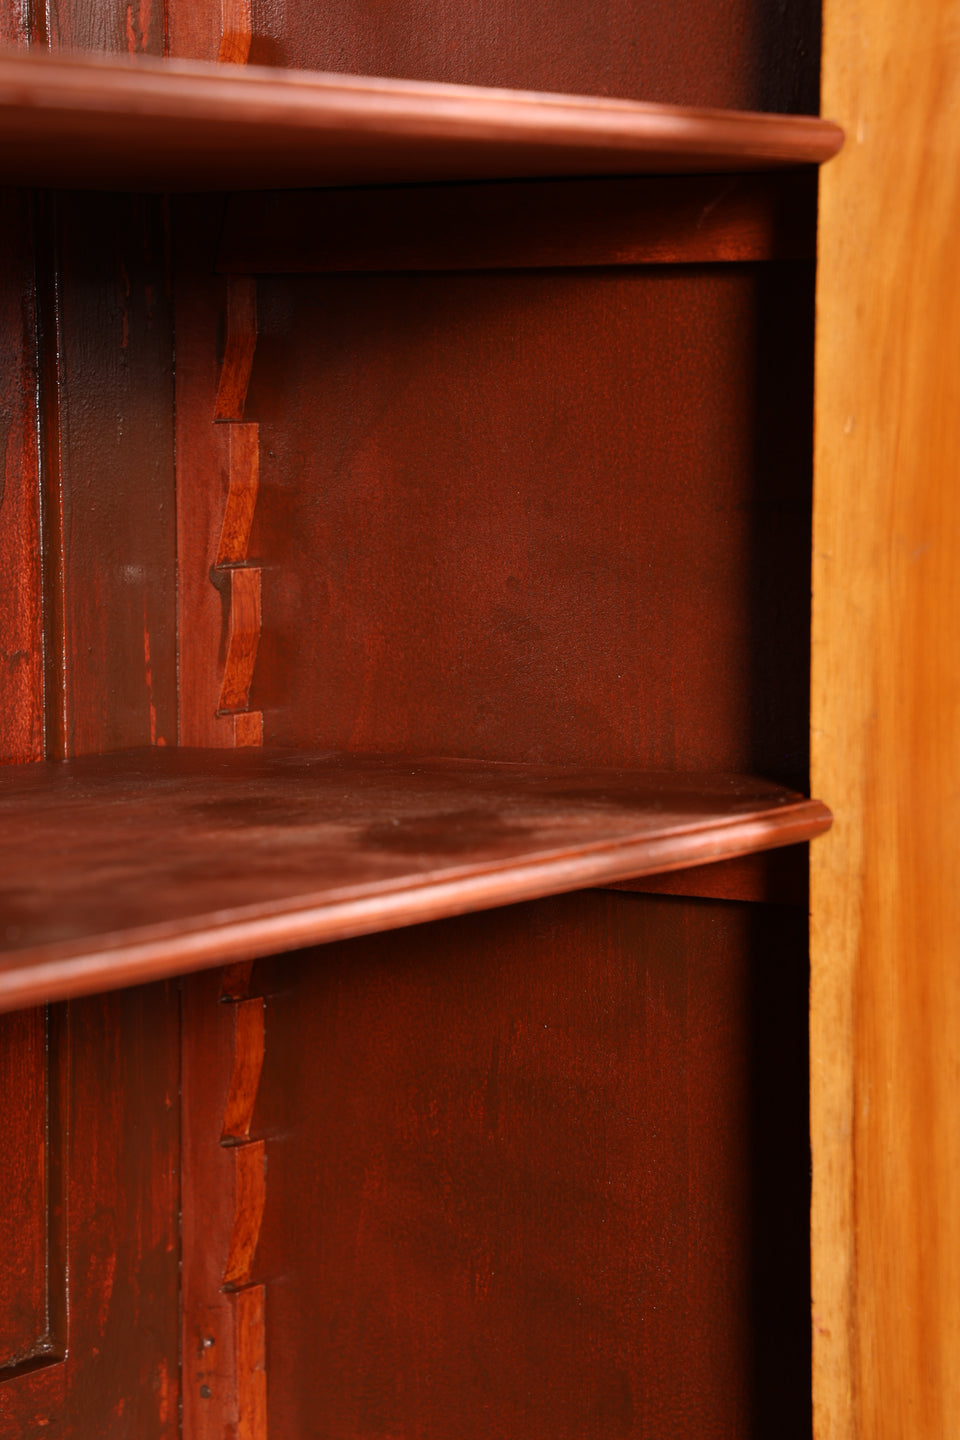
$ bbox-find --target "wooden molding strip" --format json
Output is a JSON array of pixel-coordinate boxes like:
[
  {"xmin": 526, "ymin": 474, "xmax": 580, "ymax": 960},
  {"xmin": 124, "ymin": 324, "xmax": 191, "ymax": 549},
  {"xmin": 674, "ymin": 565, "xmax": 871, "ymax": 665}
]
[
  {"xmin": 214, "ymin": 280, "xmax": 257, "ymax": 422},
  {"xmin": 215, "ymin": 425, "xmax": 259, "ymax": 565},
  {"xmin": 219, "ymin": 966, "xmax": 267, "ymax": 1440},
  {"xmin": 221, "ymin": 998, "xmax": 265, "ymax": 1142},
  {"xmin": 235, "ymin": 1284, "xmax": 267, "ymax": 1440},
  {"xmin": 217, "ymin": 567, "xmax": 261, "ymax": 714},
  {"xmin": 222, "ymin": 1139, "xmax": 266, "ymax": 1288}
]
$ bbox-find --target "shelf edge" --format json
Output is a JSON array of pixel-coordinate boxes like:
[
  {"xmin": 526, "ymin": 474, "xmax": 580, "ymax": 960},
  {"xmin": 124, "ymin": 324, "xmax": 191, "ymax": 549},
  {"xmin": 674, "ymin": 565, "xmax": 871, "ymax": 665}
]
[{"xmin": 0, "ymin": 798, "xmax": 830, "ymax": 1013}]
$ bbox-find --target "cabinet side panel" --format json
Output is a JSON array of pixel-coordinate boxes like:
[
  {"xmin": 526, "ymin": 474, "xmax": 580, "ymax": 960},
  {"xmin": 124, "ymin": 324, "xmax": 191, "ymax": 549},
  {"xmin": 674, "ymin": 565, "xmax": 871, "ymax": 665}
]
[
  {"xmin": 812, "ymin": 0, "xmax": 960, "ymax": 1435},
  {"xmin": 0, "ymin": 191, "xmax": 43, "ymax": 765},
  {"xmin": 252, "ymin": 892, "xmax": 811, "ymax": 1440}
]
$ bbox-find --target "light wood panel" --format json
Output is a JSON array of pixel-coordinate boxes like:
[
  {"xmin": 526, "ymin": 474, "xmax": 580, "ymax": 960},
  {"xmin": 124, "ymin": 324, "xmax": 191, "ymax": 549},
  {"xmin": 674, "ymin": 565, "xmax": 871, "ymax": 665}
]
[{"xmin": 812, "ymin": 0, "xmax": 960, "ymax": 1435}]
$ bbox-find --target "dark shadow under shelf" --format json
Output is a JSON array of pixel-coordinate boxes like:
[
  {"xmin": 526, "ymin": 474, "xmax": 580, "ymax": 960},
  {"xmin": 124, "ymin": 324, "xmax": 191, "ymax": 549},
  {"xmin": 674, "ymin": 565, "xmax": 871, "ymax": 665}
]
[{"xmin": 0, "ymin": 747, "xmax": 830, "ymax": 1010}]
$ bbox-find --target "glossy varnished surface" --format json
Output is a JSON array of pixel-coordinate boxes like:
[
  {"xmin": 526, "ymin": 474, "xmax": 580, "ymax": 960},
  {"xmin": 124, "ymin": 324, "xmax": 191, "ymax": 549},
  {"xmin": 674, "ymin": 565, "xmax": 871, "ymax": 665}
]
[
  {"xmin": 0, "ymin": 748, "xmax": 828, "ymax": 1009},
  {"xmin": 812, "ymin": 0, "xmax": 960, "ymax": 1433},
  {"xmin": 0, "ymin": 50, "xmax": 841, "ymax": 191}
]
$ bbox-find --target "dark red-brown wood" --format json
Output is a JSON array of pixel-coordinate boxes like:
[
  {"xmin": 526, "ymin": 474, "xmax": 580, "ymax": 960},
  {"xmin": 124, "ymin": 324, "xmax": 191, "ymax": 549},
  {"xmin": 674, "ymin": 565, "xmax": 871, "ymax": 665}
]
[
  {"xmin": 174, "ymin": 196, "xmax": 245, "ymax": 751},
  {"xmin": 39, "ymin": 190, "xmax": 177, "ymax": 759},
  {"xmin": 0, "ymin": 50, "xmax": 841, "ymax": 192},
  {"xmin": 226, "ymin": 0, "xmax": 822, "ymax": 116},
  {"xmin": 0, "ymin": 984, "xmax": 179, "ymax": 1440},
  {"xmin": 0, "ymin": 2, "xmax": 829, "ymax": 1437},
  {"xmin": 181, "ymin": 964, "xmax": 268, "ymax": 1440},
  {"xmin": 248, "ymin": 263, "xmax": 816, "ymax": 787},
  {"xmin": 252, "ymin": 890, "xmax": 813, "ymax": 1440},
  {"xmin": 0, "ymin": 191, "xmax": 43, "ymax": 766},
  {"xmin": 0, "ymin": 747, "xmax": 828, "ymax": 1011},
  {"xmin": 608, "ymin": 843, "xmax": 811, "ymax": 905},
  {"xmin": 219, "ymin": 172, "xmax": 819, "ymax": 275},
  {"xmin": 0, "ymin": 1007, "xmax": 57, "ymax": 1375}
]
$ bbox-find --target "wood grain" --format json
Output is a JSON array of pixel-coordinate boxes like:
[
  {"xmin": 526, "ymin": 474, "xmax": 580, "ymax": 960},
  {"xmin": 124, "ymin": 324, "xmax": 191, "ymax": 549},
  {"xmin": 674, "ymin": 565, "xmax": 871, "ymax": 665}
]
[
  {"xmin": 0, "ymin": 50, "xmax": 842, "ymax": 192},
  {"xmin": 218, "ymin": 173, "xmax": 819, "ymax": 274},
  {"xmin": 812, "ymin": 1, "xmax": 960, "ymax": 1436},
  {"xmin": 218, "ymin": 0, "xmax": 252, "ymax": 65},
  {"xmin": 0, "ymin": 748, "xmax": 829, "ymax": 1011}
]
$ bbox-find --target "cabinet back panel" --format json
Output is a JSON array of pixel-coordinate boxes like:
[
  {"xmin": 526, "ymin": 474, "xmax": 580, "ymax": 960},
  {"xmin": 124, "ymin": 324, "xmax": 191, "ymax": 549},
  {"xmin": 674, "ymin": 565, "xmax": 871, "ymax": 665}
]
[
  {"xmin": 252, "ymin": 891, "xmax": 811, "ymax": 1440},
  {"xmin": 248, "ymin": 264, "xmax": 813, "ymax": 785},
  {"xmin": 248, "ymin": 0, "xmax": 820, "ymax": 115}
]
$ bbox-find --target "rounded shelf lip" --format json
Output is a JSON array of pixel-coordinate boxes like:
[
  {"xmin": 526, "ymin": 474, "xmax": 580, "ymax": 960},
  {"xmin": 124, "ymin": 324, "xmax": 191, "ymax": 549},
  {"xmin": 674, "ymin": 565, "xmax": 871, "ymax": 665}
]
[
  {"xmin": 0, "ymin": 48, "xmax": 844, "ymax": 190},
  {"xmin": 0, "ymin": 747, "xmax": 831, "ymax": 1012}
]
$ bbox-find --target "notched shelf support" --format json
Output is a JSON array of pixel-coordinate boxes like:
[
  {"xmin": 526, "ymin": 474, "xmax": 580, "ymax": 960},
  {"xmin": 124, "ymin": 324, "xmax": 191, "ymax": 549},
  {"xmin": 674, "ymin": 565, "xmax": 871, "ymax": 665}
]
[
  {"xmin": 218, "ymin": 968, "xmax": 267, "ymax": 1440},
  {"xmin": 213, "ymin": 275, "xmax": 262, "ymax": 744},
  {"xmin": 218, "ymin": 0, "xmax": 252, "ymax": 66}
]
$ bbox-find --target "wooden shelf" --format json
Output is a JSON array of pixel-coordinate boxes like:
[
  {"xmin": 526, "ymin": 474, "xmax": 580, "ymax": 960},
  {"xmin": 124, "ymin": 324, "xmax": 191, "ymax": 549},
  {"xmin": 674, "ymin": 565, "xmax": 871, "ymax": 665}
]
[
  {"xmin": 0, "ymin": 49, "xmax": 843, "ymax": 190},
  {"xmin": 0, "ymin": 748, "xmax": 830, "ymax": 1010}
]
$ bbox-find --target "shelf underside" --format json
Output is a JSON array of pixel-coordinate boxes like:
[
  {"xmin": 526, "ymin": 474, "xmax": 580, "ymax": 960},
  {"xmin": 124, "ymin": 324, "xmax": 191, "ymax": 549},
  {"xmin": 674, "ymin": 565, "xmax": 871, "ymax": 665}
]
[
  {"xmin": 0, "ymin": 50, "xmax": 843, "ymax": 190},
  {"xmin": 0, "ymin": 748, "xmax": 830, "ymax": 1010}
]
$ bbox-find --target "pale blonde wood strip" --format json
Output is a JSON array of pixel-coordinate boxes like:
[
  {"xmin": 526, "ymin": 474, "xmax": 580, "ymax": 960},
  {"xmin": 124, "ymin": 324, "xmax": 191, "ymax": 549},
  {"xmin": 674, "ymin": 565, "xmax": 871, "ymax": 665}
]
[{"xmin": 813, "ymin": 1, "xmax": 960, "ymax": 1436}]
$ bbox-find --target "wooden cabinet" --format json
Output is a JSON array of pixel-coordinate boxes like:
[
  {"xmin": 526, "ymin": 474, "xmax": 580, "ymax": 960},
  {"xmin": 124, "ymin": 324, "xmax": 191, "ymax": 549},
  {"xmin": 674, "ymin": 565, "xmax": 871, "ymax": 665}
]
[{"xmin": 0, "ymin": 8, "xmax": 841, "ymax": 1437}]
